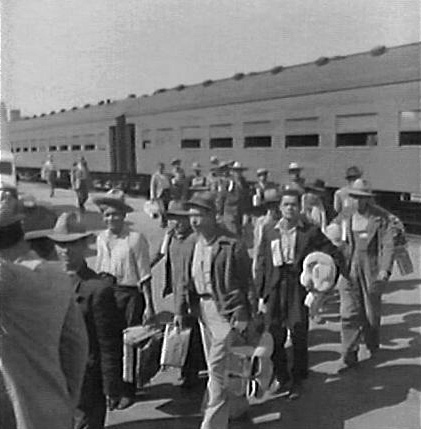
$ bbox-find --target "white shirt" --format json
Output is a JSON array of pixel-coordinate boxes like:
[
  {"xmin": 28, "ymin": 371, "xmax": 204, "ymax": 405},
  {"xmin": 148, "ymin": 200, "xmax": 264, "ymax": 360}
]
[
  {"xmin": 191, "ymin": 237, "xmax": 214, "ymax": 295},
  {"xmin": 96, "ymin": 226, "xmax": 151, "ymax": 287}
]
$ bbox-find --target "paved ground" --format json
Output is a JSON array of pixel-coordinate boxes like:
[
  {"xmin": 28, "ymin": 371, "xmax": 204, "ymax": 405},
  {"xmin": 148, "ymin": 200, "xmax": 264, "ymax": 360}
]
[{"xmin": 20, "ymin": 182, "xmax": 421, "ymax": 429}]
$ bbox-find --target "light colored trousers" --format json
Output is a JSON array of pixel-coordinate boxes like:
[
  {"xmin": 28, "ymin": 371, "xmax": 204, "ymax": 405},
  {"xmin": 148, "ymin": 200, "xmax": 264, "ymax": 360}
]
[{"xmin": 198, "ymin": 298, "xmax": 249, "ymax": 429}]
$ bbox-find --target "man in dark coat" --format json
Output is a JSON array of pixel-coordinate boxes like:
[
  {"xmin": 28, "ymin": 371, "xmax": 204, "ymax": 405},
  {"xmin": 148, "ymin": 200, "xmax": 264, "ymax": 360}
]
[
  {"xmin": 255, "ymin": 189, "xmax": 344, "ymax": 399},
  {"xmin": 49, "ymin": 212, "xmax": 123, "ymax": 429}
]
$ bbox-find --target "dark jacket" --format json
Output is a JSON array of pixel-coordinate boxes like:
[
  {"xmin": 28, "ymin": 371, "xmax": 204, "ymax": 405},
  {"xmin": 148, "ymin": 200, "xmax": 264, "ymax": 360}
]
[
  {"xmin": 177, "ymin": 226, "xmax": 252, "ymax": 322},
  {"xmin": 74, "ymin": 263, "xmax": 123, "ymax": 404},
  {"xmin": 150, "ymin": 228, "xmax": 197, "ymax": 315},
  {"xmin": 255, "ymin": 219, "xmax": 344, "ymax": 326},
  {"xmin": 331, "ymin": 204, "xmax": 395, "ymax": 278}
]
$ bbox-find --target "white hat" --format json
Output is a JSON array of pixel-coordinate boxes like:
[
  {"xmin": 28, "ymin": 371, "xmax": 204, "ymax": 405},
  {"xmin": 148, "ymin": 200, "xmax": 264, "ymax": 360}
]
[
  {"xmin": 300, "ymin": 252, "xmax": 337, "ymax": 293},
  {"xmin": 231, "ymin": 161, "xmax": 248, "ymax": 170},
  {"xmin": 288, "ymin": 161, "xmax": 303, "ymax": 171}
]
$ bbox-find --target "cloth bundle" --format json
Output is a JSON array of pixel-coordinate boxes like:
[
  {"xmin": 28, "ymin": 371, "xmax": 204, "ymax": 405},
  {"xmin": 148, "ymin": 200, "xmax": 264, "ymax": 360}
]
[
  {"xmin": 300, "ymin": 252, "xmax": 337, "ymax": 319},
  {"xmin": 143, "ymin": 200, "xmax": 161, "ymax": 219}
]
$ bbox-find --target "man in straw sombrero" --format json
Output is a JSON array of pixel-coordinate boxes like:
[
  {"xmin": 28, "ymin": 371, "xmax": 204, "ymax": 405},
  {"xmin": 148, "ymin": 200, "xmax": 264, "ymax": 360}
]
[
  {"xmin": 0, "ymin": 186, "xmax": 88, "ymax": 429},
  {"xmin": 93, "ymin": 189, "xmax": 154, "ymax": 409},
  {"xmin": 330, "ymin": 179, "xmax": 395, "ymax": 372}
]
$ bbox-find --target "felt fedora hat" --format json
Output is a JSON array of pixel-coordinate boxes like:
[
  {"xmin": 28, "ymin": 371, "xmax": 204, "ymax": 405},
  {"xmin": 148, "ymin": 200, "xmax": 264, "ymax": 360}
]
[
  {"xmin": 306, "ymin": 179, "xmax": 326, "ymax": 193},
  {"xmin": 0, "ymin": 187, "xmax": 24, "ymax": 227},
  {"xmin": 166, "ymin": 200, "xmax": 191, "ymax": 218},
  {"xmin": 348, "ymin": 178, "xmax": 374, "ymax": 197},
  {"xmin": 186, "ymin": 191, "xmax": 217, "ymax": 213},
  {"xmin": 170, "ymin": 158, "xmax": 181, "ymax": 166},
  {"xmin": 191, "ymin": 162, "xmax": 201, "ymax": 170},
  {"xmin": 345, "ymin": 166, "xmax": 363, "ymax": 180},
  {"xmin": 48, "ymin": 212, "xmax": 93, "ymax": 242},
  {"xmin": 92, "ymin": 189, "xmax": 134, "ymax": 213}
]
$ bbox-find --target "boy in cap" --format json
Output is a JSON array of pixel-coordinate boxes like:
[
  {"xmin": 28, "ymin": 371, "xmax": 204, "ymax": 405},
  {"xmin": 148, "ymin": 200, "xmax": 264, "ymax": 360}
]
[
  {"xmin": 0, "ymin": 187, "xmax": 88, "ymax": 429},
  {"xmin": 150, "ymin": 201, "xmax": 205, "ymax": 389},
  {"xmin": 150, "ymin": 162, "xmax": 171, "ymax": 228},
  {"xmin": 93, "ymin": 189, "xmax": 154, "ymax": 409}
]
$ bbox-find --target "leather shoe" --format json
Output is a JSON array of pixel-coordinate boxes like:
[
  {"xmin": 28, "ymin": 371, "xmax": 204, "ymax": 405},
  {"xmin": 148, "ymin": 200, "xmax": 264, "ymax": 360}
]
[
  {"xmin": 271, "ymin": 379, "xmax": 292, "ymax": 397},
  {"xmin": 287, "ymin": 381, "xmax": 303, "ymax": 400},
  {"xmin": 116, "ymin": 396, "xmax": 135, "ymax": 410}
]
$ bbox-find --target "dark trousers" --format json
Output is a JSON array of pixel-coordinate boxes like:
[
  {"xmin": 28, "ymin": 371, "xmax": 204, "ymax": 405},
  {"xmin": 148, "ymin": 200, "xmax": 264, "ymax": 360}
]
[
  {"xmin": 114, "ymin": 286, "xmax": 145, "ymax": 396},
  {"xmin": 269, "ymin": 320, "xmax": 309, "ymax": 384},
  {"xmin": 74, "ymin": 397, "xmax": 106, "ymax": 429},
  {"xmin": 158, "ymin": 189, "xmax": 171, "ymax": 228},
  {"xmin": 181, "ymin": 316, "xmax": 206, "ymax": 380}
]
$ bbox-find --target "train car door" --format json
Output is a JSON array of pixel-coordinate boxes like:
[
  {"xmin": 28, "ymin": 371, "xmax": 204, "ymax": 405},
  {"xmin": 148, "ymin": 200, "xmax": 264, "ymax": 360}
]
[{"xmin": 109, "ymin": 115, "xmax": 137, "ymax": 174}]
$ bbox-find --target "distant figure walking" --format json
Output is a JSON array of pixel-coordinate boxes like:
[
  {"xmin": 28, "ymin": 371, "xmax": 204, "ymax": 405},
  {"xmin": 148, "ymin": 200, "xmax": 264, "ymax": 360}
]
[
  {"xmin": 71, "ymin": 158, "xmax": 91, "ymax": 214},
  {"xmin": 41, "ymin": 155, "xmax": 57, "ymax": 197}
]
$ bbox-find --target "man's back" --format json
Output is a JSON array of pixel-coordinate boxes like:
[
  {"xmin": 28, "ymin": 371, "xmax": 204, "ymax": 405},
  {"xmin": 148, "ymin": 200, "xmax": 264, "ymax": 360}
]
[{"xmin": 0, "ymin": 254, "xmax": 88, "ymax": 429}]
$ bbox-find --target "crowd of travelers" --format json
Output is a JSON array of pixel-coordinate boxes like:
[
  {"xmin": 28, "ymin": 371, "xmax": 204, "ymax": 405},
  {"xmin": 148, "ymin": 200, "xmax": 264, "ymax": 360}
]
[{"xmin": 0, "ymin": 155, "xmax": 411, "ymax": 429}]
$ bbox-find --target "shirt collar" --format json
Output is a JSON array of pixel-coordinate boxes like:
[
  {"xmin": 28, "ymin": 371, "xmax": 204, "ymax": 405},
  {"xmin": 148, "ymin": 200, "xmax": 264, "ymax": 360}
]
[
  {"xmin": 274, "ymin": 217, "xmax": 304, "ymax": 231},
  {"xmin": 105, "ymin": 224, "xmax": 129, "ymax": 239}
]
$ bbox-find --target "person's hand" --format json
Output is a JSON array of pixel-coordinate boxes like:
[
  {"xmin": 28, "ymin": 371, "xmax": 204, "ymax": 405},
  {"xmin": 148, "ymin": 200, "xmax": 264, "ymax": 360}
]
[
  {"xmin": 106, "ymin": 395, "xmax": 120, "ymax": 411},
  {"xmin": 258, "ymin": 298, "xmax": 267, "ymax": 314},
  {"xmin": 377, "ymin": 270, "xmax": 389, "ymax": 282},
  {"xmin": 142, "ymin": 305, "xmax": 156, "ymax": 324},
  {"xmin": 233, "ymin": 320, "xmax": 248, "ymax": 333},
  {"xmin": 173, "ymin": 315, "xmax": 183, "ymax": 332}
]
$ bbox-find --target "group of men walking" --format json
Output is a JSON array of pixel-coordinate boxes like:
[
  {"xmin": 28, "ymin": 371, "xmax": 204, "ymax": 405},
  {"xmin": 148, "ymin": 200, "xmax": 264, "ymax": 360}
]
[{"xmin": 0, "ymin": 156, "xmax": 405, "ymax": 429}]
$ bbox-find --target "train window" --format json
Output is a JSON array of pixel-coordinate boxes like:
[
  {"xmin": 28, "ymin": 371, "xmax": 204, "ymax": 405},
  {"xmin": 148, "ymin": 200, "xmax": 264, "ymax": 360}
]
[
  {"xmin": 49, "ymin": 146, "xmax": 58, "ymax": 152},
  {"xmin": 285, "ymin": 135, "xmax": 319, "ymax": 147},
  {"xmin": 84, "ymin": 144, "xmax": 95, "ymax": 151},
  {"xmin": 23, "ymin": 147, "xmax": 29, "ymax": 152},
  {"xmin": 336, "ymin": 132, "xmax": 378, "ymax": 147},
  {"xmin": 142, "ymin": 140, "xmax": 151, "ymax": 150},
  {"xmin": 181, "ymin": 139, "xmax": 201, "ymax": 149},
  {"xmin": 244, "ymin": 136, "xmax": 272, "ymax": 148},
  {"xmin": 399, "ymin": 132, "xmax": 421, "ymax": 146},
  {"xmin": 59, "ymin": 145, "xmax": 69, "ymax": 151},
  {"xmin": 31, "ymin": 147, "xmax": 37, "ymax": 152},
  {"xmin": 210, "ymin": 138, "xmax": 233, "ymax": 149},
  {"xmin": 15, "ymin": 148, "xmax": 21, "ymax": 153},
  {"xmin": 71, "ymin": 145, "xmax": 81, "ymax": 151}
]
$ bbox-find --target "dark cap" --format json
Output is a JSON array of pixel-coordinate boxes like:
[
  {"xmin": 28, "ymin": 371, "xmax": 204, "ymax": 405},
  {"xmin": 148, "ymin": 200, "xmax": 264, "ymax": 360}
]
[
  {"xmin": 345, "ymin": 166, "xmax": 362, "ymax": 180},
  {"xmin": 186, "ymin": 192, "xmax": 216, "ymax": 213}
]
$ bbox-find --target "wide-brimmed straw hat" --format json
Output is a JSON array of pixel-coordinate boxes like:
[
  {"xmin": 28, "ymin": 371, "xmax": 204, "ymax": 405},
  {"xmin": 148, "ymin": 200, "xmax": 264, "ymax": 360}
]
[
  {"xmin": 348, "ymin": 178, "xmax": 374, "ymax": 197},
  {"xmin": 0, "ymin": 187, "xmax": 24, "ymax": 227},
  {"xmin": 231, "ymin": 161, "xmax": 248, "ymax": 171},
  {"xmin": 191, "ymin": 162, "xmax": 201, "ymax": 170},
  {"xmin": 300, "ymin": 252, "xmax": 337, "ymax": 293},
  {"xmin": 92, "ymin": 189, "xmax": 134, "ymax": 213},
  {"xmin": 256, "ymin": 168, "xmax": 268, "ymax": 176},
  {"xmin": 288, "ymin": 161, "xmax": 303, "ymax": 171},
  {"xmin": 48, "ymin": 212, "xmax": 93, "ymax": 242}
]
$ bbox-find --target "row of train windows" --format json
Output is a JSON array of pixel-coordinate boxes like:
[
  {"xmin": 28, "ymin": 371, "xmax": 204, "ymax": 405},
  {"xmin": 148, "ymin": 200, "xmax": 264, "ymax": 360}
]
[
  {"xmin": 142, "ymin": 132, "xmax": 421, "ymax": 149},
  {"xmin": 11, "ymin": 144, "xmax": 96, "ymax": 153}
]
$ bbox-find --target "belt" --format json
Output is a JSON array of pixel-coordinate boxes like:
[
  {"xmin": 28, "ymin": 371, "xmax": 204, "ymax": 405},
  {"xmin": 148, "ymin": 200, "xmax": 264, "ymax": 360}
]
[{"xmin": 197, "ymin": 293, "xmax": 213, "ymax": 300}]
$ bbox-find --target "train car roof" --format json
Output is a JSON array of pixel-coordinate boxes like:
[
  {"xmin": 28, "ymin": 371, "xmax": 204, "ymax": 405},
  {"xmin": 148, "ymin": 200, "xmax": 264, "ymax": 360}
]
[{"xmin": 10, "ymin": 42, "xmax": 421, "ymax": 126}]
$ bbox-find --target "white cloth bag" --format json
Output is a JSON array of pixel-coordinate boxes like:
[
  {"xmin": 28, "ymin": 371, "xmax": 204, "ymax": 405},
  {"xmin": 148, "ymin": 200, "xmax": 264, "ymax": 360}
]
[{"xmin": 160, "ymin": 323, "xmax": 192, "ymax": 368}]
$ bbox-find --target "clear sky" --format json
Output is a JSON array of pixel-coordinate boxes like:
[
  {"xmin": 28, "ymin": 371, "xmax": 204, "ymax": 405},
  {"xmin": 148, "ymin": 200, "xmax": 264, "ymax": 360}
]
[{"xmin": 1, "ymin": 0, "xmax": 420, "ymax": 116}]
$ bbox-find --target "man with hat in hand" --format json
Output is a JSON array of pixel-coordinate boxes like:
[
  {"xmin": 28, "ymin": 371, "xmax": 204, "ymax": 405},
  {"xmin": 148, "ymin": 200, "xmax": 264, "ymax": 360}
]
[
  {"xmin": 331, "ymin": 179, "xmax": 394, "ymax": 372},
  {"xmin": 218, "ymin": 161, "xmax": 251, "ymax": 237},
  {"xmin": 175, "ymin": 192, "xmax": 253, "ymax": 429},
  {"xmin": 334, "ymin": 166, "xmax": 363, "ymax": 216},
  {"xmin": 255, "ymin": 188, "xmax": 344, "ymax": 399},
  {"xmin": 48, "ymin": 212, "xmax": 123, "ymax": 428},
  {"xmin": 93, "ymin": 189, "xmax": 154, "ymax": 409},
  {"xmin": 0, "ymin": 187, "xmax": 88, "ymax": 429}
]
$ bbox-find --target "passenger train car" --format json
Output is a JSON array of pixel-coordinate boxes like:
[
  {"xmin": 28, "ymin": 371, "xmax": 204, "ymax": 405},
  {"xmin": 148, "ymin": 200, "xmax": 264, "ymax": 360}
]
[{"xmin": 6, "ymin": 42, "xmax": 421, "ymax": 228}]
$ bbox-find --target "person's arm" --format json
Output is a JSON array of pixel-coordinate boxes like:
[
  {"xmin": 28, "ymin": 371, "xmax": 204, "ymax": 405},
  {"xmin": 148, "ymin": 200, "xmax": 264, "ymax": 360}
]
[
  {"xmin": 333, "ymin": 189, "xmax": 342, "ymax": 214},
  {"xmin": 150, "ymin": 174, "xmax": 157, "ymax": 200},
  {"xmin": 59, "ymin": 297, "xmax": 89, "ymax": 408},
  {"xmin": 92, "ymin": 283, "xmax": 123, "ymax": 410},
  {"xmin": 314, "ymin": 227, "xmax": 346, "ymax": 279},
  {"xmin": 378, "ymin": 215, "xmax": 395, "ymax": 280},
  {"xmin": 254, "ymin": 225, "xmax": 268, "ymax": 303}
]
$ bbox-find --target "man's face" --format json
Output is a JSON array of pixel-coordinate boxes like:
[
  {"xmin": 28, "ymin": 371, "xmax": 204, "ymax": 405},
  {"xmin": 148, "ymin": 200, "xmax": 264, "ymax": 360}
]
[
  {"xmin": 289, "ymin": 169, "xmax": 301, "ymax": 180},
  {"xmin": 356, "ymin": 197, "xmax": 371, "ymax": 213},
  {"xmin": 258, "ymin": 173, "xmax": 267, "ymax": 184},
  {"xmin": 103, "ymin": 206, "xmax": 126, "ymax": 233},
  {"xmin": 189, "ymin": 207, "xmax": 214, "ymax": 234},
  {"xmin": 55, "ymin": 239, "xmax": 86, "ymax": 273},
  {"xmin": 158, "ymin": 164, "xmax": 164, "ymax": 173},
  {"xmin": 169, "ymin": 216, "xmax": 190, "ymax": 235},
  {"xmin": 280, "ymin": 195, "xmax": 300, "ymax": 221}
]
